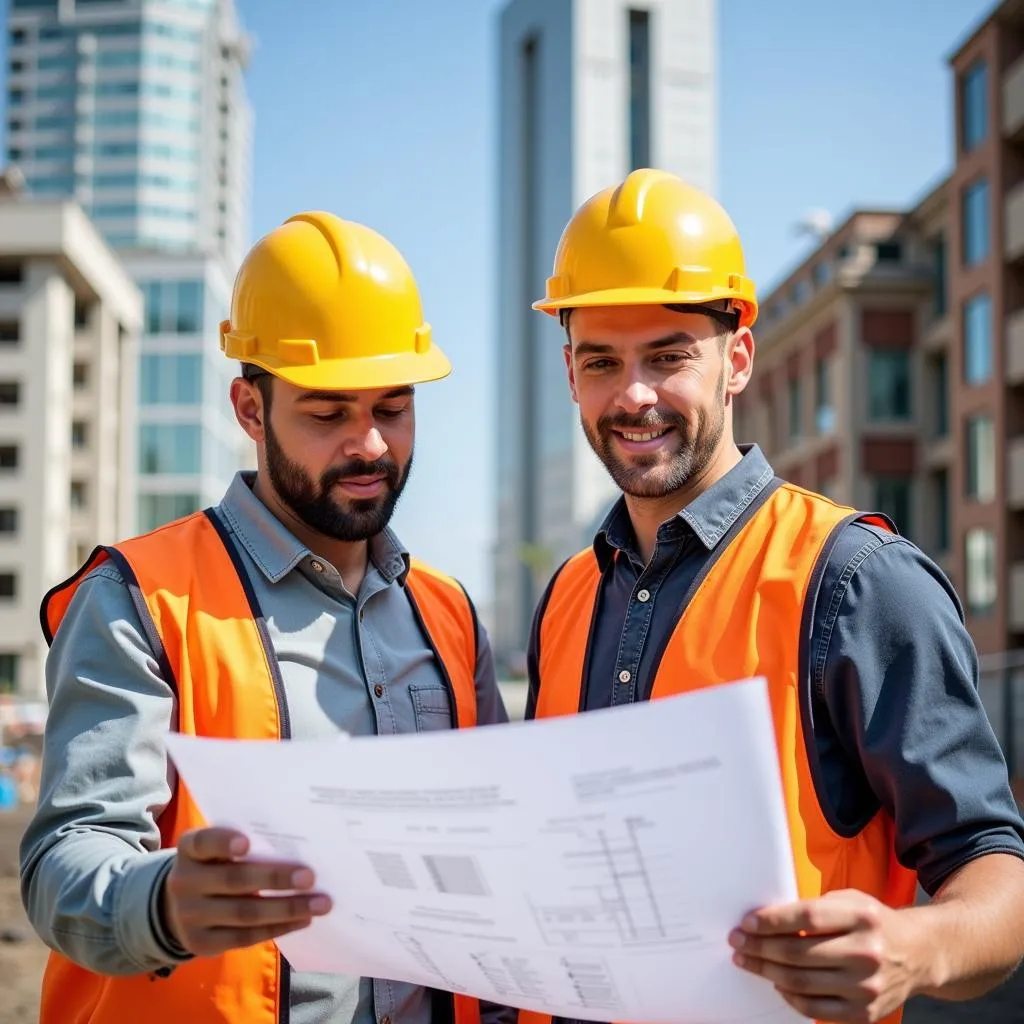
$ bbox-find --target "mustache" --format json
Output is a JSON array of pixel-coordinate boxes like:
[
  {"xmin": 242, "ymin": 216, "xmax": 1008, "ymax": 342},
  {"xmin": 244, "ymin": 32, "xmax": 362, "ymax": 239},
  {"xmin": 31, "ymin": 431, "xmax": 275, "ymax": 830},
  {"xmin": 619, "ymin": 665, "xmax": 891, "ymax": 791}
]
[
  {"xmin": 321, "ymin": 456, "xmax": 400, "ymax": 491},
  {"xmin": 597, "ymin": 410, "xmax": 685, "ymax": 433}
]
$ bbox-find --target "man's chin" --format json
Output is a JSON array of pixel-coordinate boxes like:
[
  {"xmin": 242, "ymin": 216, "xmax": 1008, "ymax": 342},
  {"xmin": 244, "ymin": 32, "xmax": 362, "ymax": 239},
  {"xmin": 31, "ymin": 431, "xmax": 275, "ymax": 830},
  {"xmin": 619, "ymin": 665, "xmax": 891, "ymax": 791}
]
[{"xmin": 602, "ymin": 461, "xmax": 690, "ymax": 499}]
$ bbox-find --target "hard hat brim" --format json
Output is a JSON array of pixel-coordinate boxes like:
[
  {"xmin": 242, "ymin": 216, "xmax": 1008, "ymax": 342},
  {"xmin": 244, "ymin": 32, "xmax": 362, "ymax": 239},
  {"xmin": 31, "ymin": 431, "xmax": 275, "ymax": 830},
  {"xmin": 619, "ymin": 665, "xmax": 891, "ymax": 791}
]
[
  {"xmin": 533, "ymin": 286, "xmax": 758, "ymax": 327},
  {"xmin": 247, "ymin": 344, "xmax": 453, "ymax": 392}
]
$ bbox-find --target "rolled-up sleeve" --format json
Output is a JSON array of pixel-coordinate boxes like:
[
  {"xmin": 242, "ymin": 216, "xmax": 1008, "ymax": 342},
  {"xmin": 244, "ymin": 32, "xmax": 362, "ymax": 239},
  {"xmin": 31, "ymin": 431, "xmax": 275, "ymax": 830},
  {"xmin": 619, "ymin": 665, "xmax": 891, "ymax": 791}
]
[
  {"xmin": 817, "ymin": 527, "xmax": 1024, "ymax": 896},
  {"xmin": 19, "ymin": 563, "xmax": 191, "ymax": 974}
]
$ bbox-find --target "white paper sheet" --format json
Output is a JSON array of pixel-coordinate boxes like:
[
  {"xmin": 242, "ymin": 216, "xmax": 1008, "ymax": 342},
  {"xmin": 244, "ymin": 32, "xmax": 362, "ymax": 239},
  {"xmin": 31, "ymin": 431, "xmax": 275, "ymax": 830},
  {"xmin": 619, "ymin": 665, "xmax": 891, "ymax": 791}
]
[{"xmin": 166, "ymin": 677, "xmax": 804, "ymax": 1024}]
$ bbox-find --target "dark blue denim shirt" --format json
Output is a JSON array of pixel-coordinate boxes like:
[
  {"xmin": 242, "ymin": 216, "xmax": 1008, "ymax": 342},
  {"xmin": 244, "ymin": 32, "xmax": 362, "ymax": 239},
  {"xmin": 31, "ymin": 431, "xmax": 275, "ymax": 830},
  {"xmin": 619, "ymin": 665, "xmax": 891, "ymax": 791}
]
[{"xmin": 527, "ymin": 444, "xmax": 1024, "ymax": 898}]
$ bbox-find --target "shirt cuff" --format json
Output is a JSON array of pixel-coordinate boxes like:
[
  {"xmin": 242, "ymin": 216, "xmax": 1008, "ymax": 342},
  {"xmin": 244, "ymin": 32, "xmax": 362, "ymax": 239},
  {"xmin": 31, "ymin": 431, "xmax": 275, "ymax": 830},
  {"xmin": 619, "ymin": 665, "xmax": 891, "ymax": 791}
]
[{"xmin": 112, "ymin": 848, "xmax": 194, "ymax": 971}]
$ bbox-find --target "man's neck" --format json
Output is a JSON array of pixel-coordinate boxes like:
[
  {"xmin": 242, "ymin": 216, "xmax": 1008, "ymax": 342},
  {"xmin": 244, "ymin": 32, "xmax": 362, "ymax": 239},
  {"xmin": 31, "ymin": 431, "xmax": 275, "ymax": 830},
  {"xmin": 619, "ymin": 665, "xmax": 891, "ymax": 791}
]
[
  {"xmin": 252, "ymin": 475, "xmax": 371, "ymax": 595},
  {"xmin": 625, "ymin": 442, "xmax": 743, "ymax": 565}
]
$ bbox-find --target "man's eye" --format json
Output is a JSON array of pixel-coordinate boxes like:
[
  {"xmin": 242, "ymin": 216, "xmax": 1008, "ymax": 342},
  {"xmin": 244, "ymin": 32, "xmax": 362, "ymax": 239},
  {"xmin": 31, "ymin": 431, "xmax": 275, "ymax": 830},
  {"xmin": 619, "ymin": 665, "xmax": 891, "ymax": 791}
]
[{"xmin": 376, "ymin": 406, "xmax": 408, "ymax": 420}]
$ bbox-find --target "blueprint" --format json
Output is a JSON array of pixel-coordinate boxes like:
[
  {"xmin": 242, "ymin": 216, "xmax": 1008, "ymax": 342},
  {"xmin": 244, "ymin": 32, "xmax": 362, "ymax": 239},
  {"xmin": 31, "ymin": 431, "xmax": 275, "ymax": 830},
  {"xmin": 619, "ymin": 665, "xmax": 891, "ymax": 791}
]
[{"xmin": 166, "ymin": 677, "xmax": 804, "ymax": 1023}]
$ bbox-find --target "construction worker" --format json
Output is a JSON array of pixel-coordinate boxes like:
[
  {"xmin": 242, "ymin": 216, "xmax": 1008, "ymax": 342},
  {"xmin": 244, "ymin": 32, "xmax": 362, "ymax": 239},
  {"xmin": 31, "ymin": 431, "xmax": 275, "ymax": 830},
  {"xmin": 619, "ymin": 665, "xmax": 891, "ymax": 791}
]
[
  {"xmin": 523, "ymin": 169, "xmax": 1024, "ymax": 1024},
  {"xmin": 21, "ymin": 212, "xmax": 510, "ymax": 1024}
]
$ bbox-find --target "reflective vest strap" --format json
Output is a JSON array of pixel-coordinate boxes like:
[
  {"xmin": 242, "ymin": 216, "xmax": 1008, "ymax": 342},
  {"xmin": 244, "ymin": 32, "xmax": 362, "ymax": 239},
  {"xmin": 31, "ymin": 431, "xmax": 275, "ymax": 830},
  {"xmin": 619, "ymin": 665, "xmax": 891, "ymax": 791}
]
[
  {"xmin": 40, "ymin": 546, "xmax": 114, "ymax": 644},
  {"xmin": 406, "ymin": 560, "xmax": 479, "ymax": 728},
  {"xmin": 453, "ymin": 993, "xmax": 483, "ymax": 1024},
  {"xmin": 535, "ymin": 550, "xmax": 602, "ymax": 719},
  {"xmin": 517, "ymin": 1012, "xmax": 552, "ymax": 1024}
]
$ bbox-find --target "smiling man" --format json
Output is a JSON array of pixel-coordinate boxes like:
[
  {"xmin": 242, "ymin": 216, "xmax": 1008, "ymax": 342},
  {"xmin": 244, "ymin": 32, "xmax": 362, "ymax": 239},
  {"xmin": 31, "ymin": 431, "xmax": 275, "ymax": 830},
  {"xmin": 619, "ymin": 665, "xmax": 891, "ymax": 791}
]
[
  {"xmin": 21, "ymin": 212, "xmax": 509, "ymax": 1024},
  {"xmin": 522, "ymin": 169, "xmax": 1024, "ymax": 1024}
]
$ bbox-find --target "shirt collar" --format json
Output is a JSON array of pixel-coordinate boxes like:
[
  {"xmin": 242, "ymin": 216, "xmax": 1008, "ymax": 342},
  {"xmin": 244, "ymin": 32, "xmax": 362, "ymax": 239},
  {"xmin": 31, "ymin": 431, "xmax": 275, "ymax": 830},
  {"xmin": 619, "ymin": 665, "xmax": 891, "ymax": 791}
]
[
  {"xmin": 216, "ymin": 471, "xmax": 411, "ymax": 585},
  {"xmin": 593, "ymin": 444, "xmax": 776, "ymax": 569}
]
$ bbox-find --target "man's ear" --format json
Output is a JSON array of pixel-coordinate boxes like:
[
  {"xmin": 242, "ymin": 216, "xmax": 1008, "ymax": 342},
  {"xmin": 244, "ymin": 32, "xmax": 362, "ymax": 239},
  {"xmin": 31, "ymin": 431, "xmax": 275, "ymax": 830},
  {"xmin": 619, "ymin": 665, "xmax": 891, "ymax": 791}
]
[
  {"xmin": 230, "ymin": 377, "xmax": 266, "ymax": 443},
  {"xmin": 724, "ymin": 328, "xmax": 754, "ymax": 397}
]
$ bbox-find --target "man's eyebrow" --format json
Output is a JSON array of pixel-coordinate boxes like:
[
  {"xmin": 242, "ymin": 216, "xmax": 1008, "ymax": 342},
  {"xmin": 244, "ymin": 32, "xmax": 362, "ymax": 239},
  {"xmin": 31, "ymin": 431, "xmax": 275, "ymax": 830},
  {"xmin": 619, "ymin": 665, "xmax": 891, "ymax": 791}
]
[
  {"xmin": 295, "ymin": 386, "xmax": 415, "ymax": 404},
  {"xmin": 572, "ymin": 333, "xmax": 699, "ymax": 357}
]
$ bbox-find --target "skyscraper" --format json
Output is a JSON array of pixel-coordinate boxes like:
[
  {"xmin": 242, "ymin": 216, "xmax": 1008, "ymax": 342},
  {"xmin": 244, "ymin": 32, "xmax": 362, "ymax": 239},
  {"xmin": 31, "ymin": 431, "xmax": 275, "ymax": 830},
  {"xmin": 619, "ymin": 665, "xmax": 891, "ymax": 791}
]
[
  {"xmin": 5, "ymin": 0, "xmax": 254, "ymax": 532},
  {"xmin": 493, "ymin": 0, "xmax": 716, "ymax": 663}
]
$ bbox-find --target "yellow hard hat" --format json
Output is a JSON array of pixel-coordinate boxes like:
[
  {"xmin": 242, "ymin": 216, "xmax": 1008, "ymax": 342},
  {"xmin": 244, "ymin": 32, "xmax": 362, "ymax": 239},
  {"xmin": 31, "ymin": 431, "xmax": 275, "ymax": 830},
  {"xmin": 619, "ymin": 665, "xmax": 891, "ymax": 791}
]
[
  {"xmin": 533, "ymin": 168, "xmax": 758, "ymax": 328},
  {"xmin": 220, "ymin": 211, "xmax": 450, "ymax": 390}
]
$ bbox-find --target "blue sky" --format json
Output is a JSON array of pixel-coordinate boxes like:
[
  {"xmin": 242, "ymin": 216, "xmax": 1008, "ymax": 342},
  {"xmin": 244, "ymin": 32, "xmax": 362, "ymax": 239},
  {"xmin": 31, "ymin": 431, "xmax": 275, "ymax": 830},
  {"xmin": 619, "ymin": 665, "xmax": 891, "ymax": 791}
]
[{"xmin": 1, "ymin": 0, "xmax": 998, "ymax": 606}]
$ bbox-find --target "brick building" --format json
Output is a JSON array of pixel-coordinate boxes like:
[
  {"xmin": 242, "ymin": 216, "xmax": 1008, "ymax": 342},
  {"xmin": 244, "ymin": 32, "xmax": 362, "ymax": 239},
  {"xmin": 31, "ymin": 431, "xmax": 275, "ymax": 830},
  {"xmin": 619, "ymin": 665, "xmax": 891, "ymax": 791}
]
[{"xmin": 737, "ymin": 0, "xmax": 1024, "ymax": 668}]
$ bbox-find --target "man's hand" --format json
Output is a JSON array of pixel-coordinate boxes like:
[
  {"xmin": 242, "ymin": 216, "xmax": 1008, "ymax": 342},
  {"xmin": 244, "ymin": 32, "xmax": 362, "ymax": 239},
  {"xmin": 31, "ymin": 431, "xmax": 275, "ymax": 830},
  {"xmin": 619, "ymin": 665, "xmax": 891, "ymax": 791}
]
[
  {"xmin": 729, "ymin": 889, "xmax": 924, "ymax": 1023},
  {"xmin": 160, "ymin": 827, "xmax": 332, "ymax": 957}
]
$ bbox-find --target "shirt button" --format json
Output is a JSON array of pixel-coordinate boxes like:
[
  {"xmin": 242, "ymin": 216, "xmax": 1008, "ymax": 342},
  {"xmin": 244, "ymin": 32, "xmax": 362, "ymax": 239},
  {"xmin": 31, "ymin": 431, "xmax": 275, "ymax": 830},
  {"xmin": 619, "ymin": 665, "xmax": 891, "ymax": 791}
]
[
  {"xmin": 636, "ymin": 588, "xmax": 651, "ymax": 603},
  {"xmin": 374, "ymin": 684, "xmax": 384, "ymax": 698},
  {"xmin": 310, "ymin": 559, "xmax": 324, "ymax": 573},
  {"xmin": 618, "ymin": 669, "xmax": 631, "ymax": 684}
]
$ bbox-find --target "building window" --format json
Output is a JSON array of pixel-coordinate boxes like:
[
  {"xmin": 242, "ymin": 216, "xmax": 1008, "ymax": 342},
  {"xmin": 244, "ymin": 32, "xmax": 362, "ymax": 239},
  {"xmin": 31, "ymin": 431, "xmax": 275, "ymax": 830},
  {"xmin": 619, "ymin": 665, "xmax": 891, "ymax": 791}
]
[
  {"xmin": 70, "ymin": 480, "xmax": 86, "ymax": 509},
  {"xmin": 812, "ymin": 261, "xmax": 832, "ymax": 288},
  {"xmin": 965, "ymin": 415, "xmax": 996, "ymax": 502},
  {"xmin": 961, "ymin": 60, "xmax": 988, "ymax": 153},
  {"xmin": 0, "ymin": 573, "xmax": 15, "ymax": 599},
  {"xmin": 0, "ymin": 445, "xmax": 16, "ymax": 470},
  {"xmin": 627, "ymin": 8, "xmax": 651, "ymax": 170},
  {"xmin": 74, "ymin": 298, "xmax": 92, "ymax": 329},
  {"xmin": 0, "ymin": 508, "xmax": 16, "ymax": 534},
  {"xmin": 868, "ymin": 350, "xmax": 911, "ymax": 421},
  {"xmin": 875, "ymin": 241, "xmax": 902, "ymax": 263},
  {"xmin": 965, "ymin": 528, "xmax": 997, "ymax": 617},
  {"xmin": 874, "ymin": 477, "xmax": 912, "ymax": 538},
  {"xmin": 962, "ymin": 178, "xmax": 990, "ymax": 266},
  {"xmin": 137, "ymin": 492, "xmax": 200, "ymax": 532},
  {"xmin": 815, "ymin": 358, "xmax": 834, "ymax": 435},
  {"xmin": 0, "ymin": 652, "xmax": 17, "ymax": 694},
  {"xmin": 929, "ymin": 353, "xmax": 948, "ymax": 438},
  {"xmin": 141, "ymin": 280, "xmax": 205, "ymax": 335},
  {"xmin": 930, "ymin": 469, "xmax": 949, "ymax": 554},
  {"xmin": 140, "ymin": 353, "xmax": 202, "ymax": 405},
  {"xmin": 932, "ymin": 235, "xmax": 947, "ymax": 318},
  {"xmin": 139, "ymin": 423, "xmax": 202, "ymax": 475},
  {"xmin": 963, "ymin": 292, "xmax": 993, "ymax": 385},
  {"xmin": 787, "ymin": 378, "xmax": 801, "ymax": 442},
  {"xmin": 72, "ymin": 362, "xmax": 89, "ymax": 390},
  {"xmin": 0, "ymin": 381, "xmax": 19, "ymax": 406},
  {"xmin": 71, "ymin": 421, "xmax": 87, "ymax": 449},
  {"xmin": 0, "ymin": 323, "xmax": 17, "ymax": 344}
]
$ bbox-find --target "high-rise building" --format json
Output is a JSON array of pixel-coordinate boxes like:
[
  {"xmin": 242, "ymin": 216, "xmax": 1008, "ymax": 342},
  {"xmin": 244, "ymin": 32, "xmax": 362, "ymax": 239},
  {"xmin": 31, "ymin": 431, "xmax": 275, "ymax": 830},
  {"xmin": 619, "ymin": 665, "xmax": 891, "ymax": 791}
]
[
  {"xmin": 492, "ymin": 0, "xmax": 716, "ymax": 664},
  {"xmin": 0, "ymin": 175, "xmax": 143, "ymax": 698},
  {"xmin": 4, "ymin": 0, "xmax": 254, "ymax": 532}
]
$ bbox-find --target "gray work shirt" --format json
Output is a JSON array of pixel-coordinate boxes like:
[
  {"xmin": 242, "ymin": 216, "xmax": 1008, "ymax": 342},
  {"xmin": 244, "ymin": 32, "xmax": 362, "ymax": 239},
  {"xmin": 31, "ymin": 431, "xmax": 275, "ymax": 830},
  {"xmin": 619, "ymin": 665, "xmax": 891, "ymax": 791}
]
[
  {"xmin": 527, "ymin": 444, "xmax": 1024, "ymax": 900},
  {"xmin": 20, "ymin": 471, "xmax": 510, "ymax": 1024}
]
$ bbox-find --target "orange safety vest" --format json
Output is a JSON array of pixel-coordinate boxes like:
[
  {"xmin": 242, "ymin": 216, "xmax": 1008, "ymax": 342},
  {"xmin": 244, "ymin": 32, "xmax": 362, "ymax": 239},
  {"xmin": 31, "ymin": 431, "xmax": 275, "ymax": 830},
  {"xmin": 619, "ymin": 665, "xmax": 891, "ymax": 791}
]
[
  {"xmin": 37, "ymin": 508, "xmax": 484, "ymax": 1024},
  {"xmin": 524, "ymin": 482, "xmax": 918, "ymax": 1024}
]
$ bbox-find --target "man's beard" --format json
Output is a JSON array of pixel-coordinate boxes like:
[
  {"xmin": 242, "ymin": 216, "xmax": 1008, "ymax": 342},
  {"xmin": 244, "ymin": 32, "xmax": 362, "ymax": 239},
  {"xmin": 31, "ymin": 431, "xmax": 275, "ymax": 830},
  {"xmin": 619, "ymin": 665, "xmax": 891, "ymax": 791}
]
[
  {"xmin": 264, "ymin": 419, "xmax": 411, "ymax": 542},
  {"xmin": 582, "ymin": 370, "xmax": 726, "ymax": 499}
]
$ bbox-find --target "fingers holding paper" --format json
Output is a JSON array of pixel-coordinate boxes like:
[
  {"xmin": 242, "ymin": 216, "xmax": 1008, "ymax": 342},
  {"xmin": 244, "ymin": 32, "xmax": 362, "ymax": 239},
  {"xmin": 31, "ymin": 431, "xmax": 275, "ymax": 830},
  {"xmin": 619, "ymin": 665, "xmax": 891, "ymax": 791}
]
[
  {"xmin": 159, "ymin": 826, "xmax": 333, "ymax": 957},
  {"xmin": 729, "ymin": 889, "xmax": 919, "ymax": 1022}
]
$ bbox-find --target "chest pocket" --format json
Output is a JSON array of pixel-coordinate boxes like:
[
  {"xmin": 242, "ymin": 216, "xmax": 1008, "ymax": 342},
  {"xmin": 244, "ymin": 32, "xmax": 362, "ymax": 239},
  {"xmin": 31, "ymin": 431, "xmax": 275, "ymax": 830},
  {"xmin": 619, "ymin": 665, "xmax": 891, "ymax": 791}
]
[{"xmin": 409, "ymin": 682, "xmax": 455, "ymax": 732}]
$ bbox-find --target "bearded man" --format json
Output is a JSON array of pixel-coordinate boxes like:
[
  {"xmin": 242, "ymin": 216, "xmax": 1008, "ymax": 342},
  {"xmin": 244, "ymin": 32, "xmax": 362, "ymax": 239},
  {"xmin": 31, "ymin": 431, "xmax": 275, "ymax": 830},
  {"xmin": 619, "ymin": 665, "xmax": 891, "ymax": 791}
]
[{"xmin": 21, "ymin": 212, "xmax": 509, "ymax": 1024}]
